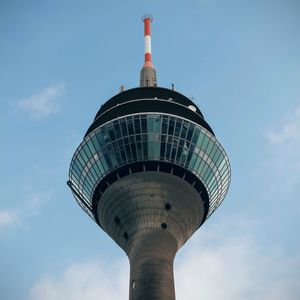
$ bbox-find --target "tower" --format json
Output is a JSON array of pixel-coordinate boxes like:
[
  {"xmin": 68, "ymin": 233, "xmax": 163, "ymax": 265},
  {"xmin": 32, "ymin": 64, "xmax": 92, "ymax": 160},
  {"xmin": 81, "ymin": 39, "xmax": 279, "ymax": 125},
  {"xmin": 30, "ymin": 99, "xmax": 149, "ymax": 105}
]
[{"xmin": 68, "ymin": 14, "xmax": 230, "ymax": 300}]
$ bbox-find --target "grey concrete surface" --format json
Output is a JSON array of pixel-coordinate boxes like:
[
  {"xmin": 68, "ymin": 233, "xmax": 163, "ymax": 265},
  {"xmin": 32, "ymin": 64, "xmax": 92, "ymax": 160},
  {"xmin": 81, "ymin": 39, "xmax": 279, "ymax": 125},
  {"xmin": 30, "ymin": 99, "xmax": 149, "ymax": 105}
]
[{"xmin": 97, "ymin": 172, "xmax": 204, "ymax": 299}]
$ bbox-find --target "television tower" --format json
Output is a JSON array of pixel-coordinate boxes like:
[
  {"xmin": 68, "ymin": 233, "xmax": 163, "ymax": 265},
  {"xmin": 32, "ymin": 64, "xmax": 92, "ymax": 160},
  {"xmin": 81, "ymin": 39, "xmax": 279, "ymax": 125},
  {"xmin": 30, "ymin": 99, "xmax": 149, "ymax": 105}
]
[{"xmin": 68, "ymin": 14, "xmax": 230, "ymax": 300}]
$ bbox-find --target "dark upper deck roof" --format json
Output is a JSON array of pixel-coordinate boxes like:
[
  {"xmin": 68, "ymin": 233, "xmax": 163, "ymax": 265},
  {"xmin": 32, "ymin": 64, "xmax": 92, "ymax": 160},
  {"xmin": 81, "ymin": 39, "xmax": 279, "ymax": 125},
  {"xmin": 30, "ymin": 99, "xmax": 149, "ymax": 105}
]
[
  {"xmin": 94, "ymin": 87, "xmax": 204, "ymax": 120},
  {"xmin": 85, "ymin": 86, "xmax": 215, "ymax": 137}
]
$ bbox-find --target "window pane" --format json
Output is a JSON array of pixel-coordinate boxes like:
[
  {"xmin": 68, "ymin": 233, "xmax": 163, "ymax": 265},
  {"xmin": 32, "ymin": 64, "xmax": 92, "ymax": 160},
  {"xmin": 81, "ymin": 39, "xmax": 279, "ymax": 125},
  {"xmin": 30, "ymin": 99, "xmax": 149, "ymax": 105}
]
[
  {"xmin": 165, "ymin": 142, "xmax": 172, "ymax": 160},
  {"xmin": 134, "ymin": 116, "xmax": 141, "ymax": 134},
  {"xmin": 192, "ymin": 128, "xmax": 200, "ymax": 144},
  {"xmin": 180, "ymin": 142, "xmax": 189, "ymax": 165},
  {"xmin": 203, "ymin": 168, "xmax": 213, "ymax": 182},
  {"xmin": 91, "ymin": 134, "xmax": 100, "ymax": 149},
  {"xmin": 83, "ymin": 142, "xmax": 92, "ymax": 157},
  {"xmin": 141, "ymin": 134, "xmax": 147, "ymax": 142},
  {"xmin": 90, "ymin": 166, "xmax": 98, "ymax": 180},
  {"xmin": 200, "ymin": 163, "xmax": 208, "ymax": 177},
  {"xmin": 96, "ymin": 131, "xmax": 105, "ymax": 146},
  {"xmin": 147, "ymin": 116, "xmax": 154, "ymax": 133},
  {"xmin": 100, "ymin": 156, "xmax": 109, "ymax": 172},
  {"xmin": 113, "ymin": 120, "xmax": 121, "ymax": 139},
  {"xmin": 73, "ymin": 162, "xmax": 82, "ymax": 176},
  {"xmin": 114, "ymin": 149, "xmax": 122, "ymax": 165},
  {"xmin": 143, "ymin": 141, "xmax": 148, "ymax": 158},
  {"xmin": 125, "ymin": 144, "xmax": 132, "ymax": 161},
  {"xmin": 154, "ymin": 115, "xmax": 161, "ymax": 133},
  {"xmin": 197, "ymin": 160, "xmax": 205, "ymax": 176},
  {"xmin": 160, "ymin": 140, "xmax": 166, "ymax": 159},
  {"xmin": 141, "ymin": 116, "xmax": 147, "ymax": 133},
  {"xmin": 189, "ymin": 153, "xmax": 198, "ymax": 169},
  {"xmin": 210, "ymin": 144, "xmax": 219, "ymax": 160},
  {"xmin": 136, "ymin": 142, "xmax": 143, "ymax": 159},
  {"xmin": 171, "ymin": 138, "xmax": 178, "ymax": 160},
  {"xmin": 175, "ymin": 146, "xmax": 183, "ymax": 163},
  {"xmin": 130, "ymin": 142, "xmax": 137, "ymax": 160},
  {"xmin": 148, "ymin": 141, "xmax": 160, "ymax": 158},
  {"xmin": 196, "ymin": 131, "xmax": 205, "ymax": 147},
  {"xmin": 181, "ymin": 121, "xmax": 189, "ymax": 139},
  {"xmin": 206, "ymin": 139, "xmax": 214, "ymax": 154},
  {"xmin": 120, "ymin": 118, "xmax": 128, "ymax": 135},
  {"xmin": 127, "ymin": 117, "xmax": 134, "ymax": 135},
  {"xmin": 168, "ymin": 117, "xmax": 175, "ymax": 135},
  {"xmin": 174, "ymin": 120, "xmax": 182, "ymax": 137},
  {"xmin": 96, "ymin": 160, "xmax": 105, "ymax": 174},
  {"xmin": 201, "ymin": 135, "xmax": 209, "ymax": 150},
  {"xmin": 185, "ymin": 144, "xmax": 194, "ymax": 167},
  {"xmin": 103, "ymin": 154, "xmax": 113, "ymax": 169},
  {"xmin": 162, "ymin": 116, "xmax": 168, "ymax": 134},
  {"xmin": 76, "ymin": 153, "xmax": 85, "ymax": 166},
  {"xmin": 187, "ymin": 123, "xmax": 194, "ymax": 141},
  {"xmin": 87, "ymin": 139, "xmax": 96, "ymax": 155},
  {"xmin": 79, "ymin": 149, "xmax": 88, "ymax": 162},
  {"xmin": 193, "ymin": 156, "xmax": 201, "ymax": 173},
  {"xmin": 102, "ymin": 127, "xmax": 111, "ymax": 143},
  {"xmin": 216, "ymin": 151, "xmax": 224, "ymax": 166},
  {"xmin": 120, "ymin": 146, "xmax": 127, "ymax": 163}
]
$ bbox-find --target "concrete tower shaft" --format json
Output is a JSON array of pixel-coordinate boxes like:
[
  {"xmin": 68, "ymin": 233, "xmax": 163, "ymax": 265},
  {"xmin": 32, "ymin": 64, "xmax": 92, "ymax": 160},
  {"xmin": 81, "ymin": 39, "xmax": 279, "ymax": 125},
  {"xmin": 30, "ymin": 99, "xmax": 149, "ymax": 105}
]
[{"xmin": 97, "ymin": 172, "xmax": 204, "ymax": 299}]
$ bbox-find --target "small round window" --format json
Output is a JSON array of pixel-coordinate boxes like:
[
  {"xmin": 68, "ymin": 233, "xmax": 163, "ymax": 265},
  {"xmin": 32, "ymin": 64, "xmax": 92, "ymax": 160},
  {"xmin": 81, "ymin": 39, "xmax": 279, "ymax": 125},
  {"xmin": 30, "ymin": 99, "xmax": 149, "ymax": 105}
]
[{"xmin": 165, "ymin": 203, "xmax": 171, "ymax": 210}]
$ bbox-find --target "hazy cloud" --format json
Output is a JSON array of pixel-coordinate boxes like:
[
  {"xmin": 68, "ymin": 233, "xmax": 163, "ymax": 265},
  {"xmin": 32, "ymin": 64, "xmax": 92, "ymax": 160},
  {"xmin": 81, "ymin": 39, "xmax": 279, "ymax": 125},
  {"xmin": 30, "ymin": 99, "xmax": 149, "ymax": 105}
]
[
  {"xmin": 16, "ymin": 83, "xmax": 65, "ymax": 119},
  {"xmin": 267, "ymin": 106, "xmax": 300, "ymax": 144},
  {"xmin": 29, "ymin": 259, "xmax": 128, "ymax": 300},
  {"xmin": 0, "ymin": 210, "xmax": 19, "ymax": 230},
  {"xmin": 0, "ymin": 191, "xmax": 51, "ymax": 235},
  {"xmin": 28, "ymin": 218, "xmax": 300, "ymax": 300},
  {"xmin": 26, "ymin": 191, "xmax": 52, "ymax": 216},
  {"xmin": 175, "ymin": 220, "xmax": 300, "ymax": 300},
  {"xmin": 264, "ymin": 105, "xmax": 300, "ymax": 188}
]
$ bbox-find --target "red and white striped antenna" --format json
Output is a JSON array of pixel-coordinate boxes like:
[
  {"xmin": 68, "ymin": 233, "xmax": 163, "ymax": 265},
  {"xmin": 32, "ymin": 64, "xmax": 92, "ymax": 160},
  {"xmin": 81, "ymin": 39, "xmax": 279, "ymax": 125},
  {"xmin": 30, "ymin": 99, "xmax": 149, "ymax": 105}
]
[
  {"xmin": 140, "ymin": 14, "xmax": 157, "ymax": 87},
  {"xmin": 143, "ymin": 14, "xmax": 153, "ymax": 68}
]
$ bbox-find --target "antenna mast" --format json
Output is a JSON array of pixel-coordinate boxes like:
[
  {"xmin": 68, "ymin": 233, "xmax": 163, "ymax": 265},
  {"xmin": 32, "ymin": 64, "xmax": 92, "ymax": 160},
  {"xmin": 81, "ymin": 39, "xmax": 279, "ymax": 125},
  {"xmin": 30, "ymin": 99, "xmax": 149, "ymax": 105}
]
[{"xmin": 140, "ymin": 14, "xmax": 157, "ymax": 87}]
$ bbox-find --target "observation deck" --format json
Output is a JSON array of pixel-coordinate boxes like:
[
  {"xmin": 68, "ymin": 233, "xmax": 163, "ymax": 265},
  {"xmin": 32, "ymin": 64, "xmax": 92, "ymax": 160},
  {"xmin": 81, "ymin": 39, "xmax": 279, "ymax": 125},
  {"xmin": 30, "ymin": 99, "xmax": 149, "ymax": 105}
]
[{"xmin": 68, "ymin": 86, "xmax": 230, "ymax": 228}]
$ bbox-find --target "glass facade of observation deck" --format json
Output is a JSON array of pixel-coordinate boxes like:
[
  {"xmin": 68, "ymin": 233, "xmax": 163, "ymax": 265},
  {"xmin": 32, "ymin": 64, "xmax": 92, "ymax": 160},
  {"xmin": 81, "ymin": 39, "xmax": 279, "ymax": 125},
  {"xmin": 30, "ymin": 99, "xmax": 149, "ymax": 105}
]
[{"xmin": 69, "ymin": 113, "xmax": 230, "ymax": 221}]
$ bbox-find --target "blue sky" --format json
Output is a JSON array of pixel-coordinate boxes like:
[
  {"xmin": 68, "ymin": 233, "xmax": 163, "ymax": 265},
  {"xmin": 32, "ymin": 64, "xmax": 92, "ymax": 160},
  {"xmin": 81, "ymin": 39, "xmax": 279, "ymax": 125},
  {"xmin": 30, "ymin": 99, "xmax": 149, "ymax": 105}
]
[{"xmin": 1, "ymin": 0, "xmax": 300, "ymax": 299}]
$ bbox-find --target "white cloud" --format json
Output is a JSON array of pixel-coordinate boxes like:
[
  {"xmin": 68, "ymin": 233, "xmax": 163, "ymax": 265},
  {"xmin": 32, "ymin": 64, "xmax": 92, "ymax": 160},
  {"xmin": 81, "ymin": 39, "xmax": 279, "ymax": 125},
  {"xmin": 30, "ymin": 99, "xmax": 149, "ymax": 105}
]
[
  {"xmin": 25, "ymin": 191, "xmax": 52, "ymax": 216},
  {"xmin": 0, "ymin": 210, "xmax": 19, "ymax": 229},
  {"xmin": 264, "ymin": 105, "xmax": 300, "ymax": 188},
  {"xmin": 29, "ymin": 259, "xmax": 129, "ymax": 300},
  {"xmin": 16, "ymin": 83, "xmax": 65, "ymax": 119},
  {"xmin": 28, "ymin": 218, "xmax": 300, "ymax": 300},
  {"xmin": 27, "ymin": 194, "xmax": 44, "ymax": 213},
  {"xmin": 0, "ymin": 190, "xmax": 50, "ymax": 235},
  {"xmin": 175, "ymin": 221, "xmax": 300, "ymax": 300},
  {"xmin": 267, "ymin": 106, "xmax": 300, "ymax": 144}
]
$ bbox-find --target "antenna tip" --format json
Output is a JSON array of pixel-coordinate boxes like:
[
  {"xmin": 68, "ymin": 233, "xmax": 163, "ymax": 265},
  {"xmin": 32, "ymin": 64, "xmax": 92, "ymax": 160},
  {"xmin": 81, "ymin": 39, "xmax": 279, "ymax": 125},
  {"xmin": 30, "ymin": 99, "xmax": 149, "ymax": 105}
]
[{"xmin": 142, "ymin": 14, "xmax": 153, "ymax": 22}]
